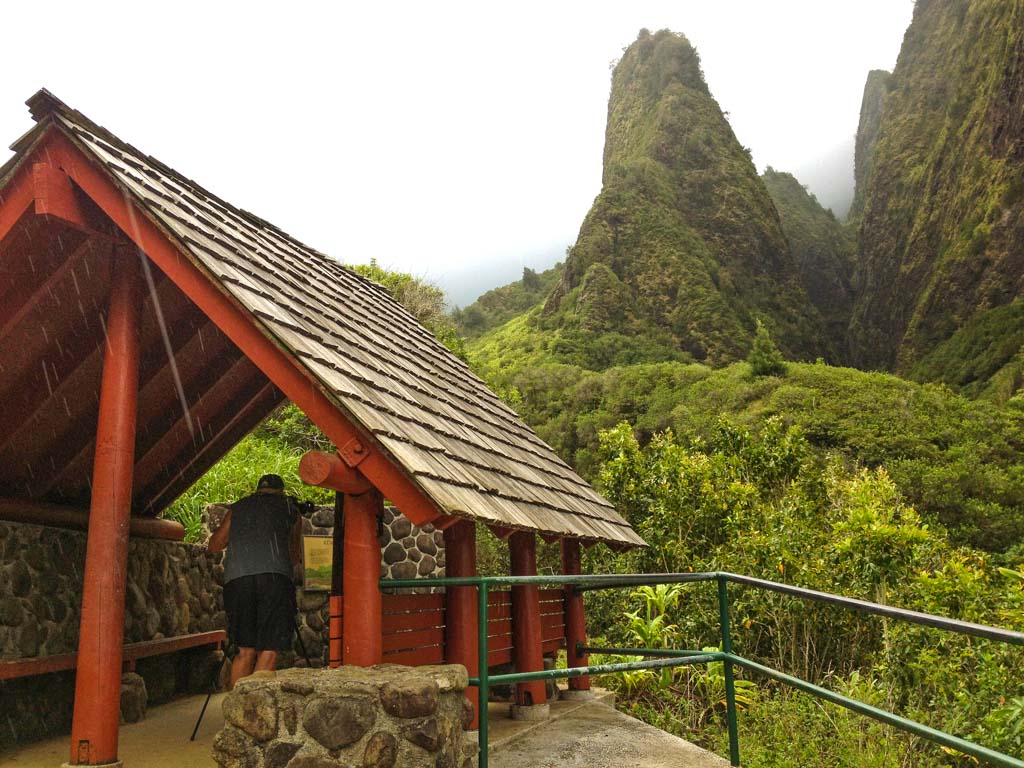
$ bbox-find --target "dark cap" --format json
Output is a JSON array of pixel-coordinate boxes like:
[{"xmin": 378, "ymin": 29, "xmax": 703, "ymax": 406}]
[{"xmin": 257, "ymin": 473, "xmax": 285, "ymax": 491}]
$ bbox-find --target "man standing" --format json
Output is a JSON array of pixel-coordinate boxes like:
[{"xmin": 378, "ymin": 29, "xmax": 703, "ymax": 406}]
[{"xmin": 208, "ymin": 473, "xmax": 303, "ymax": 686}]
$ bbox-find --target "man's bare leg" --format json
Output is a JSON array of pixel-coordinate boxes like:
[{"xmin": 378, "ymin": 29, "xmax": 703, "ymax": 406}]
[
  {"xmin": 255, "ymin": 650, "xmax": 279, "ymax": 673},
  {"xmin": 231, "ymin": 647, "xmax": 257, "ymax": 687}
]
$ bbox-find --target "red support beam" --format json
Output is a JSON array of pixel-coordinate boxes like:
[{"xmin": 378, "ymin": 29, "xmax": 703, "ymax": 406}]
[
  {"xmin": 137, "ymin": 380, "xmax": 282, "ymax": 515},
  {"xmin": 37, "ymin": 131, "xmax": 443, "ymax": 527},
  {"xmin": 0, "ymin": 160, "xmax": 35, "ymax": 246},
  {"xmin": 561, "ymin": 538, "xmax": 591, "ymax": 692},
  {"xmin": 27, "ymin": 330, "xmax": 248, "ymax": 501},
  {"xmin": 509, "ymin": 531, "xmax": 547, "ymax": 712},
  {"xmin": 69, "ymin": 248, "xmax": 140, "ymax": 766},
  {"xmin": 0, "ymin": 498, "xmax": 184, "ymax": 541},
  {"xmin": 299, "ymin": 450, "xmax": 372, "ymax": 495},
  {"xmin": 33, "ymin": 162, "xmax": 88, "ymax": 229},
  {"xmin": 343, "ymin": 489, "xmax": 383, "ymax": 666},
  {"xmin": 0, "ymin": 236, "xmax": 95, "ymax": 344},
  {"xmin": 444, "ymin": 520, "xmax": 480, "ymax": 728}
]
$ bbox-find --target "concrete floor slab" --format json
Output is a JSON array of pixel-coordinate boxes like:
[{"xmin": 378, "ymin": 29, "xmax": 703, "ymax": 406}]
[
  {"xmin": 1, "ymin": 692, "xmax": 227, "ymax": 767},
  {"xmin": 488, "ymin": 698, "xmax": 731, "ymax": 768}
]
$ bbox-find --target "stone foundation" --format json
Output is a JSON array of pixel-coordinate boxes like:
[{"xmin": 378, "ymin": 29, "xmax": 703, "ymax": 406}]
[
  {"xmin": 213, "ymin": 665, "xmax": 477, "ymax": 768},
  {"xmin": 0, "ymin": 519, "xmax": 225, "ymax": 749}
]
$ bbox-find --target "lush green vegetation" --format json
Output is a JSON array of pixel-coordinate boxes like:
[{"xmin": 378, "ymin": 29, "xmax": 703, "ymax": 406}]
[
  {"xmin": 910, "ymin": 301, "xmax": 1024, "ymax": 403},
  {"xmin": 585, "ymin": 419, "xmax": 1024, "ymax": 764},
  {"xmin": 470, "ymin": 352, "xmax": 1024, "ymax": 553},
  {"xmin": 452, "ymin": 264, "xmax": 563, "ymax": 338}
]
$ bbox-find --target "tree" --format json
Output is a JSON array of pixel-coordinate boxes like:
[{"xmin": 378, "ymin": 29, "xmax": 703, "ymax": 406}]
[
  {"xmin": 522, "ymin": 267, "xmax": 541, "ymax": 291},
  {"xmin": 747, "ymin": 320, "xmax": 787, "ymax": 376}
]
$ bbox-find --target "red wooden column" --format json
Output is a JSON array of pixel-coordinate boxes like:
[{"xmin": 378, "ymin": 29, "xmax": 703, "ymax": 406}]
[
  {"xmin": 444, "ymin": 520, "xmax": 480, "ymax": 728},
  {"xmin": 69, "ymin": 248, "xmax": 141, "ymax": 767},
  {"xmin": 343, "ymin": 489, "xmax": 383, "ymax": 666},
  {"xmin": 561, "ymin": 539, "xmax": 592, "ymax": 695},
  {"xmin": 509, "ymin": 531, "xmax": 548, "ymax": 718}
]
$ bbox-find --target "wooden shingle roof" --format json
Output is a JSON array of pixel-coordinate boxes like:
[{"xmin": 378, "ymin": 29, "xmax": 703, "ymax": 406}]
[{"xmin": 8, "ymin": 91, "xmax": 643, "ymax": 548}]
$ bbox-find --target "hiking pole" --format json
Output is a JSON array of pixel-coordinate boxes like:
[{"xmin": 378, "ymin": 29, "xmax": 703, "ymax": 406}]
[{"xmin": 190, "ymin": 652, "xmax": 225, "ymax": 741}]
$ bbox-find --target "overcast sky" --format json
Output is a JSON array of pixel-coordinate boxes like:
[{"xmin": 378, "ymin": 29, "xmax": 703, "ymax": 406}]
[{"xmin": 0, "ymin": 1, "xmax": 913, "ymax": 305}]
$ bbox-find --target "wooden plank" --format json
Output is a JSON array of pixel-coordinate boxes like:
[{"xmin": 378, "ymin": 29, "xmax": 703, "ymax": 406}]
[
  {"xmin": 382, "ymin": 593, "xmax": 444, "ymax": 613},
  {"xmin": 542, "ymin": 638, "xmax": 564, "ymax": 655},
  {"xmin": 383, "ymin": 627, "xmax": 445, "ymax": 653},
  {"xmin": 386, "ymin": 647, "xmax": 445, "ymax": 666},
  {"xmin": 383, "ymin": 609, "xmax": 445, "ymax": 633},
  {"xmin": 487, "ymin": 648, "xmax": 513, "ymax": 667},
  {"xmin": 487, "ymin": 604, "xmax": 512, "ymax": 621},
  {"xmin": 487, "ymin": 619, "xmax": 512, "ymax": 638},
  {"xmin": 0, "ymin": 652, "xmax": 77, "ymax": 680},
  {"xmin": 0, "ymin": 630, "xmax": 225, "ymax": 681}
]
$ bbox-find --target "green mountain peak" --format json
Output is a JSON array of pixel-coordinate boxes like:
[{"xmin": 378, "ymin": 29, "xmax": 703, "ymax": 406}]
[{"xmin": 542, "ymin": 28, "xmax": 831, "ymax": 367}]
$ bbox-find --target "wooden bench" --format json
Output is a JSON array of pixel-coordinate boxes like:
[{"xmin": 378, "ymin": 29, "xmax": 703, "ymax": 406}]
[{"xmin": 0, "ymin": 630, "xmax": 226, "ymax": 681}]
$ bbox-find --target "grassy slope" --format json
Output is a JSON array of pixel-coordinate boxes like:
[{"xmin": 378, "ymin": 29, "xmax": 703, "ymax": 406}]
[{"xmin": 453, "ymin": 264, "xmax": 563, "ymax": 338}]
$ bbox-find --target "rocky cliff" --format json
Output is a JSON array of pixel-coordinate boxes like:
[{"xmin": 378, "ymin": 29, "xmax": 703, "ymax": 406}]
[
  {"xmin": 849, "ymin": 69, "xmax": 892, "ymax": 221},
  {"xmin": 849, "ymin": 0, "xmax": 1024, "ymax": 373},
  {"xmin": 762, "ymin": 169, "xmax": 855, "ymax": 354}
]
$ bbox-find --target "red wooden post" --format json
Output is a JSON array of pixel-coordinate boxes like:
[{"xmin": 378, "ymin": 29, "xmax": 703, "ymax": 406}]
[
  {"xmin": 509, "ymin": 531, "xmax": 548, "ymax": 717},
  {"xmin": 343, "ymin": 489, "xmax": 383, "ymax": 666},
  {"xmin": 444, "ymin": 520, "xmax": 479, "ymax": 728},
  {"xmin": 561, "ymin": 538, "xmax": 591, "ymax": 694},
  {"xmin": 69, "ymin": 248, "xmax": 140, "ymax": 766}
]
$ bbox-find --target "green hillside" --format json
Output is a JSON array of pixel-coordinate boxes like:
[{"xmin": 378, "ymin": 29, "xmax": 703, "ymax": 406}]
[
  {"xmin": 477, "ymin": 355, "xmax": 1024, "ymax": 553},
  {"xmin": 452, "ymin": 264, "xmax": 563, "ymax": 338}
]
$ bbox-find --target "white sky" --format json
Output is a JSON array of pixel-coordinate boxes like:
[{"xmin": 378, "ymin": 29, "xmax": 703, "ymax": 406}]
[{"xmin": 0, "ymin": 1, "xmax": 913, "ymax": 305}]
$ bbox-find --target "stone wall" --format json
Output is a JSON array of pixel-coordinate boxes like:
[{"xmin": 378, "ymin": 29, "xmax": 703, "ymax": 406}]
[
  {"xmin": 213, "ymin": 665, "xmax": 476, "ymax": 768},
  {"xmin": 0, "ymin": 519, "xmax": 225, "ymax": 748}
]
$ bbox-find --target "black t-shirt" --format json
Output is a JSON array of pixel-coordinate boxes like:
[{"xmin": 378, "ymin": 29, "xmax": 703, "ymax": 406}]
[{"xmin": 223, "ymin": 492, "xmax": 299, "ymax": 584}]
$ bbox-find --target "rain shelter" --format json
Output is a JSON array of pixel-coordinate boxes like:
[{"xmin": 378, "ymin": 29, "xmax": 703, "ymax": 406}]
[{"xmin": 0, "ymin": 90, "xmax": 644, "ymax": 766}]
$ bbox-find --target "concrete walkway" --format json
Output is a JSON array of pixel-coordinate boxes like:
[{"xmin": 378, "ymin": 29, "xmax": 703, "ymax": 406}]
[
  {"xmin": 488, "ymin": 693, "xmax": 729, "ymax": 768},
  {"xmin": 0, "ymin": 689, "xmax": 728, "ymax": 767},
  {"xmin": 1, "ymin": 691, "xmax": 229, "ymax": 767}
]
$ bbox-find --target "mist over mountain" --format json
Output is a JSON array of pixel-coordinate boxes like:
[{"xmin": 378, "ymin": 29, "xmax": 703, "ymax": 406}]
[{"xmin": 787, "ymin": 136, "xmax": 856, "ymax": 220}]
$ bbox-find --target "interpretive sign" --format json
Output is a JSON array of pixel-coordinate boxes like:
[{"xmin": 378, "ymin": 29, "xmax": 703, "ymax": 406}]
[{"xmin": 302, "ymin": 535, "xmax": 333, "ymax": 591}]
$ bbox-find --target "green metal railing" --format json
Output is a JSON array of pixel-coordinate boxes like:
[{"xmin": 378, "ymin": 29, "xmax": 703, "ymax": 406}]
[{"xmin": 382, "ymin": 572, "xmax": 1024, "ymax": 768}]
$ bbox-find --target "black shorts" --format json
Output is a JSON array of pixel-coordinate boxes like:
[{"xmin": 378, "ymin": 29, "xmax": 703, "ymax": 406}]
[{"xmin": 224, "ymin": 572, "xmax": 295, "ymax": 652}]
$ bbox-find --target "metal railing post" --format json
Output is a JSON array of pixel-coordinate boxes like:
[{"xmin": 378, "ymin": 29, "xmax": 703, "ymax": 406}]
[
  {"xmin": 718, "ymin": 575, "xmax": 740, "ymax": 766},
  {"xmin": 477, "ymin": 580, "xmax": 489, "ymax": 768}
]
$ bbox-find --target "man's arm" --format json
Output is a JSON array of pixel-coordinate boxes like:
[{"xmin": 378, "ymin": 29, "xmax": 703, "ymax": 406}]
[{"xmin": 207, "ymin": 509, "xmax": 232, "ymax": 553}]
